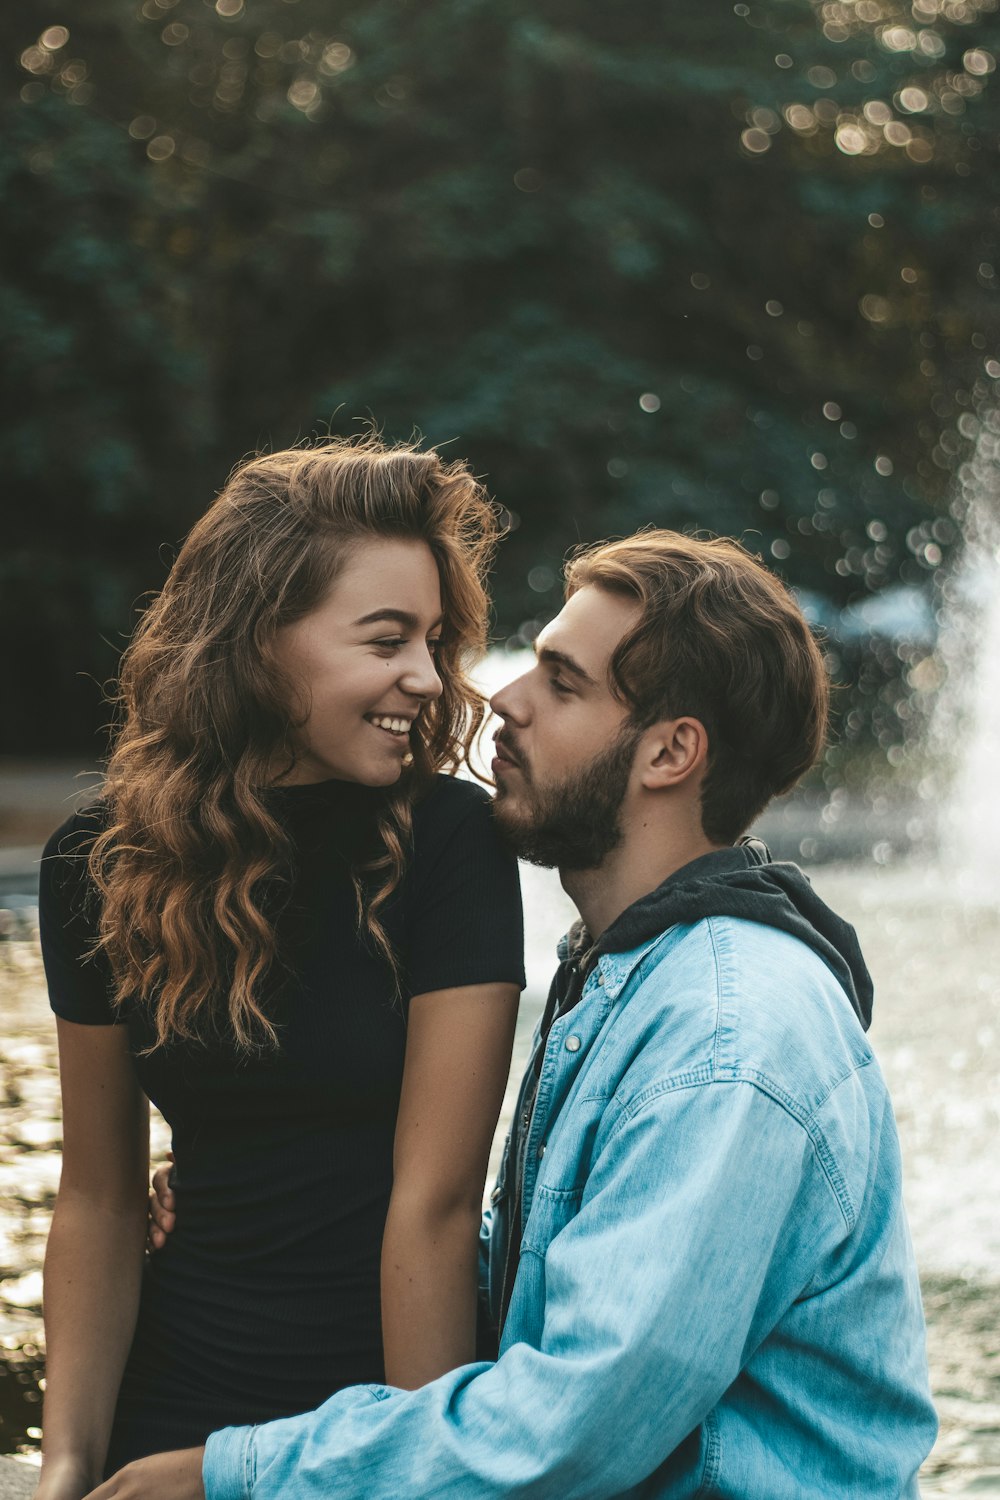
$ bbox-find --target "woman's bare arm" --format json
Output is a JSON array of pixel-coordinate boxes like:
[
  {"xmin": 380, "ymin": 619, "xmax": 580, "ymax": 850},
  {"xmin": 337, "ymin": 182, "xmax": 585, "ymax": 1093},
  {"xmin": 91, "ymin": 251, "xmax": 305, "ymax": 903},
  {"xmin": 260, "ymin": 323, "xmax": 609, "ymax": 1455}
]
[
  {"xmin": 380, "ymin": 982, "xmax": 519, "ymax": 1390},
  {"xmin": 37, "ymin": 1020, "xmax": 149, "ymax": 1500}
]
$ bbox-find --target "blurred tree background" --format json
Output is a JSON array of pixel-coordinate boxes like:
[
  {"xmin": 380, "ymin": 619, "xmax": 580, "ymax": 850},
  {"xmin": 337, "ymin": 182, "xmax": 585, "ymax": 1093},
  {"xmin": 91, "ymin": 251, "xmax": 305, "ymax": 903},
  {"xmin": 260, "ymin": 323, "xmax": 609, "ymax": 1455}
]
[{"xmin": 2, "ymin": 0, "xmax": 999, "ymax": 752}]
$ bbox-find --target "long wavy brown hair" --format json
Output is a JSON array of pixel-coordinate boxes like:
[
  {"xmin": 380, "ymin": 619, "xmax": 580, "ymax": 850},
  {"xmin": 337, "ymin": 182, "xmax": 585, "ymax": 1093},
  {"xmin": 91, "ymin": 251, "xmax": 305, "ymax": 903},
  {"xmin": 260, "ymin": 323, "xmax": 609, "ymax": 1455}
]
[{"xmin": 88, "ymin": 434, "xmax": 499, "ymax": 1051}]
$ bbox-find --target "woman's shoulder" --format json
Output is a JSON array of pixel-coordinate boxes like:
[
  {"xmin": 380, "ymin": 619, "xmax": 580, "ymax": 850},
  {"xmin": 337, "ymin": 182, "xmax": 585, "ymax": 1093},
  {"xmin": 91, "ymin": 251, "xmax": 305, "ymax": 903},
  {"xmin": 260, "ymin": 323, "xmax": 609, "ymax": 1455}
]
[
  {"xmin": 40, "ymin": 803, "xmax": 110, "ymax": 915},
  {"xmin": 42, "ymin": 802, "xmax": 109, "ymax": 865},
  {"xmin": 411, "ymin": 774, "xmax": 494, "ymax": 841}
]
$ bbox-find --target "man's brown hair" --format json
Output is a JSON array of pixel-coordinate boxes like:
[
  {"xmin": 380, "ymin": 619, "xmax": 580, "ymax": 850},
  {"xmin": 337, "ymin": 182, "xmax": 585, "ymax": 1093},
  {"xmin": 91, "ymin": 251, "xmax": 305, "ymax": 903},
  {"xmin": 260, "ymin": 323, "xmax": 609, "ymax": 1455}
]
[{"xmin": 565, "ymin": 531, "xmax": 829, "ymax": 844}]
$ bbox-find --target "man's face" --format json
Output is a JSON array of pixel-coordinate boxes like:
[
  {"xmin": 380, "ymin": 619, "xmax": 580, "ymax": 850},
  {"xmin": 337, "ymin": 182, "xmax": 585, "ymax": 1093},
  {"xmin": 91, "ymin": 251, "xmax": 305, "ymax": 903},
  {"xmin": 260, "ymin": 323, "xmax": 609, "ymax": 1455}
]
[{"xmin": 490, "ymin": 586, "xmax": 642, "ymax": 870}]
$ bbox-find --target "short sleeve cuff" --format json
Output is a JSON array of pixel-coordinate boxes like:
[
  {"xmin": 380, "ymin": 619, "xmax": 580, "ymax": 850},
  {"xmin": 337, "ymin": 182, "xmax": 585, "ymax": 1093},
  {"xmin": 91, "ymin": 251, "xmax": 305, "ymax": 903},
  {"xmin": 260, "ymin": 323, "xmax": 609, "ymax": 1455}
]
[{"xmin": 204, "ymin": 1424, "xmax": 255, "ymax": 1500}]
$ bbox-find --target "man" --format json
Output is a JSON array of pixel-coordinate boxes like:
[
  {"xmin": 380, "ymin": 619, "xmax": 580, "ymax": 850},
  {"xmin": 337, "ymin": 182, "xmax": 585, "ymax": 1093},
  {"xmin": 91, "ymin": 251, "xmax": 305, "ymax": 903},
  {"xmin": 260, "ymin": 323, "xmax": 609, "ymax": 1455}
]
[{"xmin": 91, "ymin": 531, "xmax": 937, "ymax": 1499}]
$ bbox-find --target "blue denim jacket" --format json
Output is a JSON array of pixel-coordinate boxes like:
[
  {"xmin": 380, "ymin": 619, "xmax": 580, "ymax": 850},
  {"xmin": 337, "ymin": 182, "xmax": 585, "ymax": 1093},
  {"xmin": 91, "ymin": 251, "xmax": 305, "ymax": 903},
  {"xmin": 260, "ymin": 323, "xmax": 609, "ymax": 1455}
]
[{"xmin": 205, "ymin": 915, "xmax": 937, "ymax": 1499}]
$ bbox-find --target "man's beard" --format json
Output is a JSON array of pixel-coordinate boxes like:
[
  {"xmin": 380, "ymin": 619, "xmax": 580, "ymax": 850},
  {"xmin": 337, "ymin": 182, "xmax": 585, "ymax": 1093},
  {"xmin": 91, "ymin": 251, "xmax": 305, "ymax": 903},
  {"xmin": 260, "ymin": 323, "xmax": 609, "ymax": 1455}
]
[{"xmin": 493, "ymin": 724, "xmax": 640, "ymax": 871}]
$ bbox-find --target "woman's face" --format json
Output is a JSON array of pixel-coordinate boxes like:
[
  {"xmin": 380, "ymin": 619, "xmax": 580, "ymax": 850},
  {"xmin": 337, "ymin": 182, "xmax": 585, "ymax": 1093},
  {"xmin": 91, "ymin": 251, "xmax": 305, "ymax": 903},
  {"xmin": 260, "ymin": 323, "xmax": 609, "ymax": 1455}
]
[{"xmin": 270, "ymin": 537, "xmax": 445, "ymax": 786}]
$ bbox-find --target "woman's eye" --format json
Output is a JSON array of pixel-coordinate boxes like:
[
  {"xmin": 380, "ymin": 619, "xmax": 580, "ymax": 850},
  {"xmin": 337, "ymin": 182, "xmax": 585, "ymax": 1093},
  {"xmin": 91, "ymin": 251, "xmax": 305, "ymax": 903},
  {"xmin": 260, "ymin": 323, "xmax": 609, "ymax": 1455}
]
[
  {"xmin": 427, "ymin": 638, "xmax": 442, "ymax": 654},
  {"xmin": 374, "ymin": 637, "xmax": 407, "ymax": 651}
]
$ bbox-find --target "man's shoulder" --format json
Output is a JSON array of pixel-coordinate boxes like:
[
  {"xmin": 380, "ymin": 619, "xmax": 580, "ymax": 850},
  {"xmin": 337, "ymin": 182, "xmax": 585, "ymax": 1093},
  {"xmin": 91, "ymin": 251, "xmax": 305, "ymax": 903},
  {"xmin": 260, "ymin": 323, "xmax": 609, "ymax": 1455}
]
[{"xmin": 616, "ymin": 915, "xmax": 875, "ymax": 1118}]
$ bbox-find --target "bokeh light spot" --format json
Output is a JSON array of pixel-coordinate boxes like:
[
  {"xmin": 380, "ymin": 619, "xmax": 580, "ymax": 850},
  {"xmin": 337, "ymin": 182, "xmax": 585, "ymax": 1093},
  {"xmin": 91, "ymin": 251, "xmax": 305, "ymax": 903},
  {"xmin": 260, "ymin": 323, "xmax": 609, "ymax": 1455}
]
[
  {"xmin": 884, "ymin": 121, "xmax": 912, "ymax": 146},
  {"xmin": 146, "ymin": 134, "xmax": 176, "ymax": 161},
  {"xmin": 741, "ymin": 127, "xmax": 772, "ymax": 154},
  {"xmin": 528, "ymin": 566, "xmax": 555, "ymax": 593},
  {"xmin": 785, "ymin": 104, "xmax": 816, "ymax": 131},
  {"xmin": 288, "ymin": 79, "xmax": 319, "ymax": 109},
  {"xmin": 860, "ymin": 293, "xmax": 891, "ymax": 323},
  {"xmin": 513, "ymin": 167, "xmax": 542, "ymax": 193},
  {"xmin": 40, "ymin": 26, "xmax": 69, "ymax": 50},
  {"xmin": 638, "ymin": 393, "xmax": 661, "ymax": 413},
  {"xmin": 881, "ymin": 27, "xmax": 917, "ymax": 51},
  {"xmin": 963, "ymin": 49, "xmax": 995, "ymax": 76},
  {"xmin": 320, "ymin": 42, "xmax": 353, "ymax": 74},
  {"xmin": 807, "ymin": 65, "xmax": 837, "ymax": 88},
  {"xmin": 835, "ymin": 124, "xmax": 868, "ymax": 155}
]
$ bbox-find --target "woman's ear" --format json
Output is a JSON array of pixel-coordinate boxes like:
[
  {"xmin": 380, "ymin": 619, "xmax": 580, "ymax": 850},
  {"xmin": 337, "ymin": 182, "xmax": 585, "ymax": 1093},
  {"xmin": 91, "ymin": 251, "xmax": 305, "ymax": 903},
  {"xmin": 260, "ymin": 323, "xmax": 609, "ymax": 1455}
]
[{"xmin": 638, "ymin": 717, "xmax": 710, "ymax": 792}]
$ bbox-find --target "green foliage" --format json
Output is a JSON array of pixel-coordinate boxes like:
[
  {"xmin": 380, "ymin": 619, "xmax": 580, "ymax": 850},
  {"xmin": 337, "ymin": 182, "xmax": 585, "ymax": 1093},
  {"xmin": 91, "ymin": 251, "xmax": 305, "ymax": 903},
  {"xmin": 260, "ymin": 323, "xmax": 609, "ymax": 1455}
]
[{"xmin": 1, "ymin": 0, "xmax": 998, "ymax": 748}]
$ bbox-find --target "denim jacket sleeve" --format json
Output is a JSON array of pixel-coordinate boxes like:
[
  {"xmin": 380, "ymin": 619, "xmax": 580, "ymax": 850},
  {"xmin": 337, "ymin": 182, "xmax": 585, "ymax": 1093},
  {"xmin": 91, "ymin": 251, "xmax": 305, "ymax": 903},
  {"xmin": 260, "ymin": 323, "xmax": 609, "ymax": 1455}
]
[{"xmin": 204, "ymin": 1079, "xmax": 841, "ymax": 1500}]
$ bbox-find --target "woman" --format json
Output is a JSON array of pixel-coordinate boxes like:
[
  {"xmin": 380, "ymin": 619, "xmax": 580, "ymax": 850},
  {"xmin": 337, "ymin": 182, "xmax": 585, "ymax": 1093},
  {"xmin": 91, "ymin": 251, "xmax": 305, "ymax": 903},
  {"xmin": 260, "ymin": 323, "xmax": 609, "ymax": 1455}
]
[{"xmin": 35, "ymin": 437, "xmax": 524, "ymax": 1499}]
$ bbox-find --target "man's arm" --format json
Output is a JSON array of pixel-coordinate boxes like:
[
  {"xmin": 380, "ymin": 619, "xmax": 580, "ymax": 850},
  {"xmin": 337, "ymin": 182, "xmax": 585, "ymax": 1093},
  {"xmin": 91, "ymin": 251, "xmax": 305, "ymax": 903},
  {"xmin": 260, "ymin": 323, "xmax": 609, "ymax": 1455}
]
[{"xmin": 201, "ymin": 1079, "xmax": 840, "ymax": 1500}]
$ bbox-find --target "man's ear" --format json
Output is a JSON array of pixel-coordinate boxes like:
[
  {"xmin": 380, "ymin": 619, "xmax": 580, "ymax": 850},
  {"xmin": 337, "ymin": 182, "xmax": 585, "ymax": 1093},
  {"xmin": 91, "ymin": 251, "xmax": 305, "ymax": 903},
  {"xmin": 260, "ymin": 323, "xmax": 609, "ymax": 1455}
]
[{"xmin": 637, "ymin": 717, "xmax": 710, "ymax": 792}]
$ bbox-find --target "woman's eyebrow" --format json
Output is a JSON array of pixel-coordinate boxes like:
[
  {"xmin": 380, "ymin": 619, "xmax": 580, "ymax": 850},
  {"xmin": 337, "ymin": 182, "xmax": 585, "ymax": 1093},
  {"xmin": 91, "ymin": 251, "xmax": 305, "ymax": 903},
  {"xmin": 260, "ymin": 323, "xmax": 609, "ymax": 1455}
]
[{"xmin": 353, "ymin": 609, "xmax": 445, "ymax": 629}]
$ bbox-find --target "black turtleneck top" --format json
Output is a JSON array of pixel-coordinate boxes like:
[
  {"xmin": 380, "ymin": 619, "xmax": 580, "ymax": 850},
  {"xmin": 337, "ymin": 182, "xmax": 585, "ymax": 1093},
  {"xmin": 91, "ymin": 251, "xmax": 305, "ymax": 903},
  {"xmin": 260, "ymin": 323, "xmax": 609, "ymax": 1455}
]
[{"xmin": 39, "ymin": 774, "xmax": 524, "ymax": 1471}]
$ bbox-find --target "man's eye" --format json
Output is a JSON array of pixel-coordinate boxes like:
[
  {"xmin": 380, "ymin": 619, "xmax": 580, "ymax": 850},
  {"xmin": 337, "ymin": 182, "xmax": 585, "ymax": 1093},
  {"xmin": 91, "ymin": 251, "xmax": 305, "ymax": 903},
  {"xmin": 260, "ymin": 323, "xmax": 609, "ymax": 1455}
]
[{"xmin": 549, "ymin": 676, "xmax": 572, "ymax": 696}]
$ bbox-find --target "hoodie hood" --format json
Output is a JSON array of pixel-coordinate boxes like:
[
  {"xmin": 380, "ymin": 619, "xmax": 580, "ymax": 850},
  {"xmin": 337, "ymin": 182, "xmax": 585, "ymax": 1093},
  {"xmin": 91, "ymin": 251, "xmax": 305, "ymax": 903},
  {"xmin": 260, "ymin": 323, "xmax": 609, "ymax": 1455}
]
[{"xmin": 566, "ymin": 838, "xmax": 873, "ymax": 1030}]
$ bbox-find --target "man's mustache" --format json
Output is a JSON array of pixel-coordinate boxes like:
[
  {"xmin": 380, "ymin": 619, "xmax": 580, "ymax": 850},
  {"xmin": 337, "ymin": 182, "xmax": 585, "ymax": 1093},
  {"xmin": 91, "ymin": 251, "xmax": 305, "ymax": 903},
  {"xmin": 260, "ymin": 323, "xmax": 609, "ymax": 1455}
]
[{"xmin": 493, "ymin": 730, "xmax": 525, "ymax": 770}]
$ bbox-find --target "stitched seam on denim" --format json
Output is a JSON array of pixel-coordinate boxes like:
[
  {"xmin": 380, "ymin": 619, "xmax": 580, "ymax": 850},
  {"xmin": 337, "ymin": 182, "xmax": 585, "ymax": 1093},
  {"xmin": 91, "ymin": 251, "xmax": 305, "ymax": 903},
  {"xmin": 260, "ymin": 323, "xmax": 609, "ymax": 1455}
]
[
  {"xmin": 612, "ymin": 924, "xmax": 688, "ymax": 997},
  {"xmin": 706, "ymin": 917, "xmax": 731, "ymax": 1081},
  {"xmin": 609, "ymin": 1076, "xmax": 856, "ymax": 1228},
  {"xmin": 578, "ymin": 1089, "xmax": 614, "ymax": 1107},
  {"xmin": 245, "ymin": 1428, "xmax": 257, "ymax": 1495},
  {"xmin": 534, "ymin": 1183, "xmax": 585, "ymax": 1201},
  {"xmin": 808, "ymin": 1048, "xmax": 874, "ymax": 1113},
  {"xmin": 694, "ymin": 1407, "xmax": 722, "ymax": 1498},
  {"xmin": 734, "ymin": 1069, "xmax": 855, "ymax": 1227}
]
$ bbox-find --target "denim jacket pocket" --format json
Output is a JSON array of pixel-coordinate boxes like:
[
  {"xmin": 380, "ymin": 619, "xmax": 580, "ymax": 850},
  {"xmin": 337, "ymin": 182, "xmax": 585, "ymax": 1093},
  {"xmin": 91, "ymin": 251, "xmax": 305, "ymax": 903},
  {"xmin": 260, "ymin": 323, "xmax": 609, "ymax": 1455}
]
[{"xmin": 521, "ymin": 1181, "xmax": 584, "ymax": 1256}]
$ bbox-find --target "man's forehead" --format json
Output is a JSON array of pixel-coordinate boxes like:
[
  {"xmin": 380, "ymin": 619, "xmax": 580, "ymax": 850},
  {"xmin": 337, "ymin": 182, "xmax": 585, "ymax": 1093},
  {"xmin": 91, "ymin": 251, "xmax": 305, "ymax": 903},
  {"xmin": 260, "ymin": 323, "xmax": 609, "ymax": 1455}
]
[{"xmin": 535, "ymin": 585, "xmax": 641, "ymax": 684}]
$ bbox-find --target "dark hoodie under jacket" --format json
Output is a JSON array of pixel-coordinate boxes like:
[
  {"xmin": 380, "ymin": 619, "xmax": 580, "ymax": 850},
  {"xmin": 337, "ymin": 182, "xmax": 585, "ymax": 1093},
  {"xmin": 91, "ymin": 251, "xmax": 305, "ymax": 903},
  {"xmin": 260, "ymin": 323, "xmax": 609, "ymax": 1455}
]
[{"xmin": 542, "ymin": 837, "xmax": 874, "ymax": 1044}]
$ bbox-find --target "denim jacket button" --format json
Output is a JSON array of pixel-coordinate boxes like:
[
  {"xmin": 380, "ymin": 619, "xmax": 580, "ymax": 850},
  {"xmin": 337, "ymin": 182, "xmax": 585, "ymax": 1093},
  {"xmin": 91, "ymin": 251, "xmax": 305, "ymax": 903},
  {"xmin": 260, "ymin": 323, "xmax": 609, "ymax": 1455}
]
[
  {"xmin": 565, "ymin": 1035, "xmax": 581, "ymax": 1052},
  {"xmin": 490, "ymin": 1186, "xmax": 503, "ymax": 1205},
  {"xmin": 597, "ymin": 972, "xmax": 605, "ymax": 985},
  {"xmin": 537, "ymin": 1144, "xmax": 546, "ymax": 1159}
]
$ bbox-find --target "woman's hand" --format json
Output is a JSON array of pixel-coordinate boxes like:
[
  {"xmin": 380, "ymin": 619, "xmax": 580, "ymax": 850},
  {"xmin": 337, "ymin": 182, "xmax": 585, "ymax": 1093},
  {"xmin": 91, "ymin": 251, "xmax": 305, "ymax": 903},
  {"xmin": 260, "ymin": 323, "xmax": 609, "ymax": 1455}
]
[{"xmin": 82, "ymin": 1448, "xmax": 205, "ymax": 1500}]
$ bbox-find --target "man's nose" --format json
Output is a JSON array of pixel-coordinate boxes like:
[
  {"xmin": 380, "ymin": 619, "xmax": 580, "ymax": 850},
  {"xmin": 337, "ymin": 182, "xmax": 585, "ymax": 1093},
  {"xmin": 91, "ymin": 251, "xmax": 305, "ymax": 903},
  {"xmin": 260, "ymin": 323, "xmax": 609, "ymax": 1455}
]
[{"xmin": 490, "ymin": 671, "xmax": 530, "ymax": 724}]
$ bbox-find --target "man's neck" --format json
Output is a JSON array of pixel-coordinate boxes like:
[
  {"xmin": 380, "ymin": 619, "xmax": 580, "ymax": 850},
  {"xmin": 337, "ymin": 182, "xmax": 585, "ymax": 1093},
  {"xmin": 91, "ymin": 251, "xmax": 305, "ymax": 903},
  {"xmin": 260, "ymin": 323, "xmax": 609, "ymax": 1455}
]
[{"xmin": 561, "ymin": 822, "xmax": 723, "ymax": 941}]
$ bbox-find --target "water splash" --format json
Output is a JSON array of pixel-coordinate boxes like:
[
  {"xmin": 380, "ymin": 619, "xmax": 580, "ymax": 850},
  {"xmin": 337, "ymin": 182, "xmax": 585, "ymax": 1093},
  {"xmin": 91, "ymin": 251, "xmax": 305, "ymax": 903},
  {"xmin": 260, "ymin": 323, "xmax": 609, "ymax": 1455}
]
[{"xmin": 931, "ymin": 406, "xmax": 1000, "ymax": 892}]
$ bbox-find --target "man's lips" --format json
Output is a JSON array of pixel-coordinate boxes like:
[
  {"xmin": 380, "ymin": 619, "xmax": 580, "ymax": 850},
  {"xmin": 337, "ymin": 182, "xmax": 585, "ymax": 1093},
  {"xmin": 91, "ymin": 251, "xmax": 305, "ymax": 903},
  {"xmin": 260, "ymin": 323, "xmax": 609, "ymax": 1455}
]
[{"xmin": 492, "ymin": 735, "xmax": 522, "ymax": 770}]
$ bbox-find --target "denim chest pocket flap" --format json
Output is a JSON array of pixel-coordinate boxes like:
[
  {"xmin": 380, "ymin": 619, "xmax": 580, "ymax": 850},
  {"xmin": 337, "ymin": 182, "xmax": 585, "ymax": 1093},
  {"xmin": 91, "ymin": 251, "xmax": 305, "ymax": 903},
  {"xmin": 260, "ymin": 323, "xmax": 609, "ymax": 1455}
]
[{"xmin": 521, "ymin": 1180, "xmax": 585, "ymax": 1255}]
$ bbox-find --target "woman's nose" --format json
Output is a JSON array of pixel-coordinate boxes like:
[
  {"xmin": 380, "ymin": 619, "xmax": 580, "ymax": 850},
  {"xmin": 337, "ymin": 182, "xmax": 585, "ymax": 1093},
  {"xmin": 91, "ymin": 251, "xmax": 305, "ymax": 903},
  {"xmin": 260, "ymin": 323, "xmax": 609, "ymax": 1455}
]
[{"xmin": 401, "ymin": 644, "xmax": 443, "ymax": 701}]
